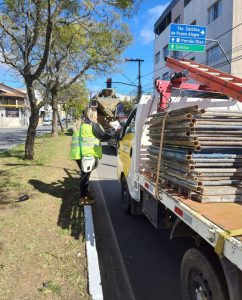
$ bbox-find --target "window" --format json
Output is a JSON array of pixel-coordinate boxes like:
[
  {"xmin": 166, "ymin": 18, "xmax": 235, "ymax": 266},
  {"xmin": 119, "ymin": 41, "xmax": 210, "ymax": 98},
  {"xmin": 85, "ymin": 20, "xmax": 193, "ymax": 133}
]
[
  {"xmin": 191, "ymin": 20, "xmax": 196, "ymax": 25},
  {"xmin": 207, "ymin": 45, "xmax": 221, "ymax": 65},
  {"xmin": 162, "ymin": 72, "xmax": 169, "ymax": 80},
  {"xmin": 174, "ymin": 15, "xmax": 180, "ymax": 24},
  {"xmin": 173, "ymin": 51, "xmax": 180, "ymax": 59},
  {"xmin": 124, "ymin": 110, "xmax": 136, "ymax": 135},
  {"xmin": 6, "ymin": 108, "xmax": 19, "ymax": 117},
  {"xmin": 208, "ymin": 0, "xmax": 222, "ymax": 24},
  {"xmin": 155, "ymin": 51, "xmax": 160, "ymax": 64},
  {"xmin": 184, "ymin": 0, "xmax": 191, "ymax": 7},
  {"xmin": 163, "ymin": 45, "xmax": 169, "ymax": 58},
  {"xmin": 154, "ymin": 12, "xmax": 171, "ymax": 36}
]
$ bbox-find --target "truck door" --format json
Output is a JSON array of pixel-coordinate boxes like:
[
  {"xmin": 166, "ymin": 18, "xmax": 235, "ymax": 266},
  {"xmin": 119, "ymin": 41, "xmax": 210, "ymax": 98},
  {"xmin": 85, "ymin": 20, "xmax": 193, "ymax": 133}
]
[{"xmin": 117, "ymin": 108, "xmax": 136, "ymax": 178}]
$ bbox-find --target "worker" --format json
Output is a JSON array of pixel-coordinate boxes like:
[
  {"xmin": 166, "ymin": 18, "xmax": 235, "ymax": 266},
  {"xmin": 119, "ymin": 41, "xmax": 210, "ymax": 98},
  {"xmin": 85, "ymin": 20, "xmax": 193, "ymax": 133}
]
[{"xmin": 70, "ymin": 107, "xmax": 116, "ymax": 206}]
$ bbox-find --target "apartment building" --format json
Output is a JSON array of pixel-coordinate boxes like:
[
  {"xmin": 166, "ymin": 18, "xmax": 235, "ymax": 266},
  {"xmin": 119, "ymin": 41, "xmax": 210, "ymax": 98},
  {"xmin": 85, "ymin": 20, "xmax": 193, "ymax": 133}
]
[{"xmin": 154, "ymin": 0, "xmax": 242, "ymax": 83}]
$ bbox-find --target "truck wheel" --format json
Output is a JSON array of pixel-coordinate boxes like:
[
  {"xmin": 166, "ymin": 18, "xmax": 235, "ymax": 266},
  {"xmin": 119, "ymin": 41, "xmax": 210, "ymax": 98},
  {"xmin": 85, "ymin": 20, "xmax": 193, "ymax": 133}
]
[
  {"xmin": 181, "ymin": 248, "xmax": 229, "ymax": 300},
  {"xmin": 121, "ymin": 177, "xmax": 141, "ymax": 215},
  {"xmin": 121, "ymin": 177, "xmax": 131, "ymax": 214}
]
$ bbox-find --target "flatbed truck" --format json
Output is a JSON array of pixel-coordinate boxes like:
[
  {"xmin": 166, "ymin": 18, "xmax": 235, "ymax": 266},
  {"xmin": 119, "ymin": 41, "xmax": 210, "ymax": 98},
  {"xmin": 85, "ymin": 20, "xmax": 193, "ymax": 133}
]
[{"xmin": 117, "ymin": 57, "xmax": 242, "ymax": 300}]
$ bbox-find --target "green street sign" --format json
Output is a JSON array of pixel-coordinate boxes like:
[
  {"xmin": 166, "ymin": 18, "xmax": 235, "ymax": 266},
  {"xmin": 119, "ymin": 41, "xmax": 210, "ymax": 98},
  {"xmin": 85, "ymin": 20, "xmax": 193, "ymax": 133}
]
[{"xmin": 168, "ymin": 43, "xmax": 205, "ymax": 52}]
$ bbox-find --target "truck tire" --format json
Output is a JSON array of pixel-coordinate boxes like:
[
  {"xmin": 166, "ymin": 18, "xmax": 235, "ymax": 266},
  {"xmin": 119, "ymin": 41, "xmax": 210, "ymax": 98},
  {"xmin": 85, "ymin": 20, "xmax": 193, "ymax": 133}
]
[
  {"xmin": 121, "ymin": 177, "xmax": 141, "ymax": 215},
  {"xmin": 121, "ymin": 177, "xmax": 131, "ymax": 214},
  {"xmin": 181, "ymin": 248, "xmax": 229, "ymax": 300}
]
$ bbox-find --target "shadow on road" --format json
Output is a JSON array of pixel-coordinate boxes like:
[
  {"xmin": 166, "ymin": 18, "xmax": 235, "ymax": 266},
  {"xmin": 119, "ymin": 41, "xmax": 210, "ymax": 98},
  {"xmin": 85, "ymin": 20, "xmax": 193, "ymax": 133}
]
[
  {"xmin": 29, "ymin": 168, "xmax": 84, "ymax": 240},
  {"xmin": 102, "ymin": 144, "xmax": 117, "ymax": 156}
]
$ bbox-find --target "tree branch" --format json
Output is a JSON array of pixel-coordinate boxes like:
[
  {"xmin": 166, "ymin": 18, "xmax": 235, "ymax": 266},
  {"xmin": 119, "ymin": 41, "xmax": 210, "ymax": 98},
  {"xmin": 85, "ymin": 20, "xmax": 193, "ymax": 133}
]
[{"xmin": 32, "ymin": 0, "xmax": 52, "ymax": 81}]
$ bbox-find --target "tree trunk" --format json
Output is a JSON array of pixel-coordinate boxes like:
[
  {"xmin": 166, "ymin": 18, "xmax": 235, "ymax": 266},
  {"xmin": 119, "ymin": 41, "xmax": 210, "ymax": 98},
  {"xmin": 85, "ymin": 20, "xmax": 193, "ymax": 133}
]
[
  {"xmin": 51, "ymin": 91, "xmax": 58, "ymax": 137},
  {"xmin": 65, "ymin": 109, "xmax": 68, "ymax": 130},
  {"xmin": 57, "ymin": 110, "xmax": 64, "ymax": 132},
  {"xmin": 25, "ymin": 84, "xmax": 39, "ymax": 160}
]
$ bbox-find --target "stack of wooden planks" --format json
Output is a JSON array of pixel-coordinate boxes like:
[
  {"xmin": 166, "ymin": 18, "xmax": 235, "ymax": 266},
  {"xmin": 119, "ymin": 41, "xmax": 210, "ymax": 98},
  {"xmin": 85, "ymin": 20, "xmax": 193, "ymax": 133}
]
[{"xmin": 145, "ymin": 105, "xmax": 242, "ymax": 203}]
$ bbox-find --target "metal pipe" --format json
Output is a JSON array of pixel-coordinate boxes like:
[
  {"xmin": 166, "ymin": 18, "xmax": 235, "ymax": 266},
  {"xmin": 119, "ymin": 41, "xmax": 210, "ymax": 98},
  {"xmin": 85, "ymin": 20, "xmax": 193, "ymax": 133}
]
[
  {"xmin": 194, "ymin": 158, "xmax": 242, "ymax": 162},
  {"xmin": 194, "ymin": 168, "xmax": 242, "ymax": 173},
  {"xmin": 195, "ymin": 162, "xmax": 242, "ymax": 167},
  {"xmin": 150, "ymin": 105, "xmax": 199, "ymax": 117},
  {"xmin": 194, "ymin": 124, "xmax": 242, "ymax": 129},
  {"xmin": 199, "ymin": 141, "xmax": 242, "ymax": 145},
  {"xmin": 159, "ymin": 174, "xmax": 201, "ymax": 192},
  {"xmin": 198, "ymin": 186, "xmax": 242, "ymax": 195},
  {"xmin": 202, "ymin": 180, "xmax": 242, "ymax": 186},
  {"xmin": 196, "ymin": 172, "xmax": 242, "ymax": 177},
  {"xmin": 192, "ymin": 194, "xmax": 242, "ymax": 203}
]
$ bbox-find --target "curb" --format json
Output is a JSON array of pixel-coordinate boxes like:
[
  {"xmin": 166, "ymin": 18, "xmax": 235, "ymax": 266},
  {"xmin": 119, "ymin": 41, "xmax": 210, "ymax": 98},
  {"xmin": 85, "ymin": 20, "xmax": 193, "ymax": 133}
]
[
  {"xmin": 84, "ymin": 204, "xmax": 103, "ymax": 300},
  {"xmin": 85, "ymin": 170, "xmax": 135, "ymax": 300}
]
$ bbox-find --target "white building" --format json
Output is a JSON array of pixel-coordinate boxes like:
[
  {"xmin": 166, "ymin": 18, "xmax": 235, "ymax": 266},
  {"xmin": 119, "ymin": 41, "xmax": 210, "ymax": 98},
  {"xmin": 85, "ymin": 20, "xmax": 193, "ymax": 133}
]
[
  {"xmin": 154, "ymin": 0, "xmax": 242, "ymax": 83},
  {"xmin": 0, "ymin": 83, "xmax": 29, "ymax": 127}
]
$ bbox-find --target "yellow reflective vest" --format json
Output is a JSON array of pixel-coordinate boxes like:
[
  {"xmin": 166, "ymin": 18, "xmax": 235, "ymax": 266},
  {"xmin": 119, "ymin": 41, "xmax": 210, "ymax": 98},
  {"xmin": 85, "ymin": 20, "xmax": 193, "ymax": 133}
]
[
  {"xmin": 70, "ymin": 129, "xmax": 81, "ymax": 160},
  {"xmin": 80, "ymin": 123, "xmax": 102, "ymax": 158},
  {"xmin": 70, "ymin": 123, "xmax": 102, "ymax": 160}
]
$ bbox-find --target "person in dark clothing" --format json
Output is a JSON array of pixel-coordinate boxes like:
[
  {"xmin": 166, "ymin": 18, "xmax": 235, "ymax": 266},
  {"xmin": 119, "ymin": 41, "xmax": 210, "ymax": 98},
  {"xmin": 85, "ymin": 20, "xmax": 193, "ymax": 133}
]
[{"xmin": 71, "ymin": 107, "xmax": 115, "ymax": 206}]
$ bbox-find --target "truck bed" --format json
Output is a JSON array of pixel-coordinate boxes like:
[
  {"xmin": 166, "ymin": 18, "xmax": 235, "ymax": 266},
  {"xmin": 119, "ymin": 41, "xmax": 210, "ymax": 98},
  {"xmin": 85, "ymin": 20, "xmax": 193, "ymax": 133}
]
[
  {"xmin": 138, "ymin": 173, "xmax": 242, "ymax": 271},
  {"xmin": 178, "ymin": 195, "xmax": 242, "ymax": 234}
]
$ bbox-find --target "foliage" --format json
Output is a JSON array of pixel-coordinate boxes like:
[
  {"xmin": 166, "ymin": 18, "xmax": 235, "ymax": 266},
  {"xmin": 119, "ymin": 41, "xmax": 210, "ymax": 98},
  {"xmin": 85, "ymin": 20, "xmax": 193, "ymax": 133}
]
[
  {"xmin": 59, "ymin": 82, "xmax": 88, "ymax": 119},
  {"xmin": 0, "ymin": 0, "xmax": 141, "ymax": 158},
  {"xmin": 38, "ymin": 4, "xmax": 133, "ymax": 136},
  {"xmin": 122, "ymin": 100, "xmax": 135, "ymax": 113}
]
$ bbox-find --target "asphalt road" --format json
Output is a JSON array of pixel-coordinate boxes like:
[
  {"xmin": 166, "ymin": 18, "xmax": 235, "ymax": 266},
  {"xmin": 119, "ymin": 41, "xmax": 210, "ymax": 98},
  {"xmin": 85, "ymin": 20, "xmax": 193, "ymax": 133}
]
[
  {"xmin": 92, "ymin": 144, "xmax": 194, "ymax": 300},
  {"xmin": 0, "ymin": 125, "xmax": 51, "ymax": 152}
]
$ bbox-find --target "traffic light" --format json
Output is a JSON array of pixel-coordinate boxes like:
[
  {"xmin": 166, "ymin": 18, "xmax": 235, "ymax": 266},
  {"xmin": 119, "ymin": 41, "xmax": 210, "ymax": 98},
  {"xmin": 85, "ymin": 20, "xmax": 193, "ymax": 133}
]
[{"xmin": 107, "ymin": 78, "xmax": 112, "ymax": 88}]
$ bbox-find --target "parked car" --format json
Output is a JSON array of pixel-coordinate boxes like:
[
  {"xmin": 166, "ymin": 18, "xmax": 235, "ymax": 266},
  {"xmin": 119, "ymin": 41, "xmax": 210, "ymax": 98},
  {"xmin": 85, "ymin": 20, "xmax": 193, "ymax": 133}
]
[{"xmin": 43, "ymin": 118, "xmax": 52, "ymax": 126}]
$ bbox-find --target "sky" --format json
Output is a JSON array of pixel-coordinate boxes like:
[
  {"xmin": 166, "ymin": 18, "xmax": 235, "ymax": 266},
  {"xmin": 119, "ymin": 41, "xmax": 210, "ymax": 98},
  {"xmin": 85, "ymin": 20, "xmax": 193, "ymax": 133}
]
[
  {"xmin": 0, "ymin": 0, "xmax": 170, "ymax": 97},
  {"xmin": 87, "ymin": 0, "xmax": 170, "ymax": 97}
]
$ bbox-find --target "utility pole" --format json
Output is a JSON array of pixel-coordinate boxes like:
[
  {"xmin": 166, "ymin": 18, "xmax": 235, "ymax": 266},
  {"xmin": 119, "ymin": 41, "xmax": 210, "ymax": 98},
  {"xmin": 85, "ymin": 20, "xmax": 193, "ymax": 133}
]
[{"xmin": 125, "ymin": 58, "xmax": 144, "ymax": 103}]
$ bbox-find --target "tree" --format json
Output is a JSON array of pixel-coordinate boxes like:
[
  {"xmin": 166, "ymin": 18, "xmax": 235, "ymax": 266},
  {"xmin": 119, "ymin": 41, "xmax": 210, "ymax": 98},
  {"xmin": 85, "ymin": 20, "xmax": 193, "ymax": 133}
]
[
  {"xmin": 39, "ymin": 10, "xmax": 132, "ymax": 137},
  {"xmin": 0, "ymin": 0, "xmax": 81, "ymax": 159},
  {"xmin": 0, "ymin": 0, "xmax": 141, "ymax": 158},
  {"xmin": 59, "ymin": 82, "xmax": 88, "ymax": 127},
  {"xmin": 122, "ymin": 100, "xmax": 134, "ymax": 113}
]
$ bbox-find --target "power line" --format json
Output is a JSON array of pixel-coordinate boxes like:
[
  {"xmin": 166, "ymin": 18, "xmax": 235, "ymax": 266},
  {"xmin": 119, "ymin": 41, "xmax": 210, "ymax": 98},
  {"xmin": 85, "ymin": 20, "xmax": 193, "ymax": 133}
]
[
  {"xmin": 141, "ymin": 52, "xmax": 242, "ymax": 92},
  {"xmin": 142, "ymin": 43, "xmax": 242, "ymax": 80},
  {"xmin": 120, "ymin": 72, "xmax": 137, "ymax": 86},
  {"xmin": 125, "ymin": 58, "xmax": 144, "ymax": 102}
]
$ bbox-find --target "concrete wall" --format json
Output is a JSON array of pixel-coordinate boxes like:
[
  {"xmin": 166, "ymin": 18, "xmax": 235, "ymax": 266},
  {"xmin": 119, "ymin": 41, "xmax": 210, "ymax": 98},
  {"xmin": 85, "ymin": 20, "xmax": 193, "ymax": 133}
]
[
  {"xmin": 154, "ymin": 0, "xmax": 184, "ymax": 88},
  {"xmin": 154, "ymin": 25, "xmax": 171, "ymax": 81},
  {"xmin": 184, "ymin": 0, "xmax": 233, "ymax": 73},
  {"xmin": 154, "ymin": 0, "xmax": 236, "ymax": 83},
  {"xmin": 231, "ymin": 0, "xmax": 242, "ymax": 77},
  {"xmin": 0, "ymin": 107, "xmax": 29, "ymax": 127},
  {"xmin": 172, "ymin": 0, "xmax": 184, "ymax": 23}
]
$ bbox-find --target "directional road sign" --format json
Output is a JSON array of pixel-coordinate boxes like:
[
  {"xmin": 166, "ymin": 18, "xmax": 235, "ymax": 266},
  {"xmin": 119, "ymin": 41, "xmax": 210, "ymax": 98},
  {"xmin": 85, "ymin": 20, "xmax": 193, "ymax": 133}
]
[{"xmin": 168, "ymin": 23, "xmax": 207, "ymax": 52}]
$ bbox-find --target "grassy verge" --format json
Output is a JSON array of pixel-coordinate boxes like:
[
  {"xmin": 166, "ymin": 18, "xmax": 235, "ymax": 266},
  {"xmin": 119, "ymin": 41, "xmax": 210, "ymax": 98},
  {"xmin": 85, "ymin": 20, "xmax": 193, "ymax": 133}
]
[{"xmin": 0, "ymin": 134, "xmax": 90, "ymax": 300}]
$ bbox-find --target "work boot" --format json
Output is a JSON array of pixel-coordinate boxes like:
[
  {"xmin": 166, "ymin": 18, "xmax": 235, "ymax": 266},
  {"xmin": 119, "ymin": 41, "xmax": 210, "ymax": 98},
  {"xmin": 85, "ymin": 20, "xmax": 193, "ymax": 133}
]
[
  {"xmin": 87, "ymin": 190, "xmax": 94, "ymax": 198},
  {"xmin": 79, "ymin": 196, "xmax": 96, "ymax": 206}
]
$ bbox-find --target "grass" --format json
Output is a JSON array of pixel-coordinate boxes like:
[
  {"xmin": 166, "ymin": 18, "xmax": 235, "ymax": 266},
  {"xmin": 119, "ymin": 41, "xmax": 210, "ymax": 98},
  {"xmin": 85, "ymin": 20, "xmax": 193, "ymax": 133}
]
[
  {"xmin": 38, "ymin": 281, "xmax": 62, "ymax": 296},
  {"xmin": 0, "ymin": 134, "xmax": 90, "ymax": 300}
]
